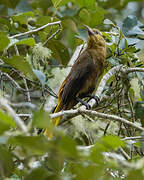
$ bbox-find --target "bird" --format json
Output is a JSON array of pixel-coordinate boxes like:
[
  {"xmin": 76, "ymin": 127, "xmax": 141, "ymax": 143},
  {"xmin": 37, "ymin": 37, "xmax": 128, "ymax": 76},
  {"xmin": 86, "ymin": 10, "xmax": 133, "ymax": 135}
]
[{"xmin": 45, "ymin": 25, "xmax": 106, "ymax": 136}]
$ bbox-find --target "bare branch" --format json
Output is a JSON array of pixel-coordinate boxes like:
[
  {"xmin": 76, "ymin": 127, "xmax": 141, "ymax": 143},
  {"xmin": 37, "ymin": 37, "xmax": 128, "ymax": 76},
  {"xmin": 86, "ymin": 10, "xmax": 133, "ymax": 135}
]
[
  {"xmin": 17, "ymin": 114, "xmax": 32, "ymax": 118},
  {"xmin": 49, "ymin": 108, "xmax": 144, "ymax": 131},
  {"xmin": 9, "ymin": 21, "xmax": 61, "ymax": 39}
]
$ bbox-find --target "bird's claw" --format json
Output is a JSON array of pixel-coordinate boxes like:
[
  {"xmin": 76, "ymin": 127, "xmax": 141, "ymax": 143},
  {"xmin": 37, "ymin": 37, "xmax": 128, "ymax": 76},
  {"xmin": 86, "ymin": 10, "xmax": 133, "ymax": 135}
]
[{"xmin": 76, "ymin": 97, "xmax": 91, "ymax": 109}]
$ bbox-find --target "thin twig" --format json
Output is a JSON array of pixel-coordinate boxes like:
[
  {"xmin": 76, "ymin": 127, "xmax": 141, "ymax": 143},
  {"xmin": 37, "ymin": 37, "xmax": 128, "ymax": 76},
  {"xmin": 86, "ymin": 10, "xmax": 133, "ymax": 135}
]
[
  {"xmin": 1, "ymin": 72, "xmax": 35, "ymax": 92},
  {"xmin": 9, "ymin": 21, "xmax": 61, "ymax": 39},
  {"xmin": 10, "ymin": 102, "xmax": 36, "ymax": 109},
  {"xmin": 122, "ymin": 136, "xmax": 141, "ymax": 140},
  {"xmin": 119, "ymin": 147, "xmax": 131, "ymax": 160},
  {"xmin": 43, "ymin": 23, "xmax": 62, "ymax": 46},
  {"xmin": 23, "ymin": 78, "xmax": 31, "ymax": 102}
]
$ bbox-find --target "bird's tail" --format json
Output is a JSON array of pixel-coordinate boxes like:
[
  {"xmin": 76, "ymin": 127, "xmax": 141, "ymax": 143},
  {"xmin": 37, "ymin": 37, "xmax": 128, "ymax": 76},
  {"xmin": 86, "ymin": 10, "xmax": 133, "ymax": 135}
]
[
  {"xmin": 53, "ymin": 101, "xmax": 63, "ymax": 126},
  {"xmin": 45, "ymin": 101, "xmax": 63, "ymax": 137}
]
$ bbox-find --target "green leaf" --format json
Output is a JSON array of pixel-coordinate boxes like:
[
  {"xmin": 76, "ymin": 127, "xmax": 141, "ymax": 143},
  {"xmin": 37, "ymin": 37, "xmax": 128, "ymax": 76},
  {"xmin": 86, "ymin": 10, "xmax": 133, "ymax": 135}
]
[
  {"xmin": 0, "ymin": 146, "xmax": 13, "ymax": 178},
  {"xmin": 3, "ymin": 56, "xmax": 36, "ymax": 80},
  {"xmin": 0, "ymin": 110, "xmax": 16, "ymax": 127},
  {"xmin": 58, "ymin": 136, "xmax": 78, "ymax": 158},
  {"xmin": 33, "ymin": 109, "xmax": 53, "ymax": 129},
  {"xmin": 73, "ymin": 0, "xmax": 95, "ymax": 8},
  {"xmin": 63, "ymin": 19, "xmax": 78, "ymax": 33},
  {"xmin": 79, "ymin": 7, "xmax": 107, "ymax": 27},
  {"xmin": 36, "ymin": 16, "xmax": 51, "ymax": 26},
  {"xmin": 9, "ymin": 38, "xmax": 35, "ymax": 48},
  {"xmin": 0, "ymin": 110, "xmax": 16, "ymax": 134},
  {"xmin": 33, "ymin": 69, "xmax": 46, "ymax": 86},
  {"xmin": 0, "ymin": 0, "xmax": 20, "ymax": 9},
  {"xmin": 36, "ymin": 16, "xmax": 60, "ymax": 42},
  {"xmin": 0, "ymin": 32, "xmax": 10, "ymax": 51},
  {"xmin": 51, "ymin": 0, "xmax": 70, "ymax": 9},
  {"xmin": 90, "ymin": 142, "xmax": 106, "ymax": 164},
  {"xmin": 12, "ymin": 11, "xmax": 34, "ymax": 25},
  {"xmin": 72, "ymin": 164, "xmax": 103, "ymax": 180},
  {"xmin": 24, "ymin": 168, "xmax": 48, "ymax": 180},
  {"xmin": 47, "ymin": 40, "xmax": 70, "ymax": 65},
  {"xmin": 102, "ymin": 135, "xmax": 125, "ymax": 149},
  {"xmin": 127, "ymin": 169, "xmax": 144, "ymax": 180},
  {"xmin": 9, "ymin": 135, "xmax": 50, "ymax": 155},
  {"xmin": 79, "ymin": 8, "xmax": 91, "ymax": 26},
  {"xmin": 16, "ymin": 38, "xmax": 36, "ymax": 46}
]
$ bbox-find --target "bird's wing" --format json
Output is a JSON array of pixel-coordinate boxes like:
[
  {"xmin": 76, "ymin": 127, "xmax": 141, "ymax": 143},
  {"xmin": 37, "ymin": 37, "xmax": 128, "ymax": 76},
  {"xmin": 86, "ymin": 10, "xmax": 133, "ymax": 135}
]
[{"xmin": 60, "ymin": 50, "xmax": 94, "ymax": 107}]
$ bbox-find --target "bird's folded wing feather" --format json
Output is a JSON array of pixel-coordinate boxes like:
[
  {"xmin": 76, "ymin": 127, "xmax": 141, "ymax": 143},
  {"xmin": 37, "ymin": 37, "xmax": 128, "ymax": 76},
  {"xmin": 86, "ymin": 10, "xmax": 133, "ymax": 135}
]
[{"xmin": 60, "ymin": 50, "xmax": 95, "ymax": 106}]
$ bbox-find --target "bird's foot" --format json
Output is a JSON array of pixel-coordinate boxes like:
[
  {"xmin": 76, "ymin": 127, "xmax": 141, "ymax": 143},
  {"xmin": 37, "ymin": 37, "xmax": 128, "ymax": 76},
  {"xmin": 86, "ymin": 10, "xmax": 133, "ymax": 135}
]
[
  {"xmin": 76, "ymin": 97, "xmax": 91, "ymax": 110},
  {"xmin": 87, "ymin": 94, "xmax": 100, "ymax": 106}
]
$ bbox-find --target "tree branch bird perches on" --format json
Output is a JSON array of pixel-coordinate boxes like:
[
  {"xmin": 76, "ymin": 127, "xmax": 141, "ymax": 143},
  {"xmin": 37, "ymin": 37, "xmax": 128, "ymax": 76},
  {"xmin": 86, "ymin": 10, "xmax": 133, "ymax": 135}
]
[{"xmin": 45, "ymin": 25, "xmax": 106, "ymax": 137}]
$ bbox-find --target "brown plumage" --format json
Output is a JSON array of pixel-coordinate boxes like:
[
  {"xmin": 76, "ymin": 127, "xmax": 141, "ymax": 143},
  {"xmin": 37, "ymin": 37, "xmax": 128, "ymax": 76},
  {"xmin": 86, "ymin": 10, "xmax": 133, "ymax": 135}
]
[{"xmin": 45, "ymin": 25, "xmax": 106, "ymax": 136}]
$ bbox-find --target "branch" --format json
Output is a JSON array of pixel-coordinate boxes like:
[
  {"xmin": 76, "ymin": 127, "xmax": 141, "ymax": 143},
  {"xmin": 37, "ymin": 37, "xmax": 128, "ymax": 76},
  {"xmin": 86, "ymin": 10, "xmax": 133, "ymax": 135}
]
[
  {"xmin": 1, "ymin": 72, "xmax": 35, "ymax": 93},
  {"xmin": 122, "ymin": 136, "xmax": 141, "ymax": 140},
  {"xmin": 88, "ymin": 66, "xmax": 144, "ymax": 108},
  {"xmin": 49, "ymin": 108, "xmax": 144, "ymax": 131},
  {"xmin": 43, "ymin": 22, "xmax": 62, "ymax": 46},
  {"xmin": 10, "ymin": 102, "xmax": 36, "ymax": 109},
  {"xmin": 9, "ymin": 21, "xmax": 61, "ymax": 39},
  {"xmin": 0, "ymin": 95, "xmax": 27, "ymax": 132}
]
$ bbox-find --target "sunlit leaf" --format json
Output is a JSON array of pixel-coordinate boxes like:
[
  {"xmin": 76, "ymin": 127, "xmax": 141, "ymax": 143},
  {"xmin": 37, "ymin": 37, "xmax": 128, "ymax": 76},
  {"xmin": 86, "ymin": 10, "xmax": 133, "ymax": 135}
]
[
  {"xmin": 0, "ymin": 110, "xmax": 16, "ymax": 134},
  {"xmin": 15, "ymin": 38, "xmax": 35, "ymax": 46},
  {"xmin": 9, "ymin": 38, "xmax": 35, "ymax": 47},
  {"xmin": 102, "ymin": 135, "xmax": 125, "ymax": 149},
  {"xmin": 0, "ymin": 32, "xmax": 10, "ymax": 51}
]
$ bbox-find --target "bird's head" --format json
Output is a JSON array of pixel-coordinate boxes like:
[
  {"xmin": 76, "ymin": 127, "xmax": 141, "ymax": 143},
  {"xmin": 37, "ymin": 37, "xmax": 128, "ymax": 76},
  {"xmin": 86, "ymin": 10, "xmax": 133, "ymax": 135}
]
[{"xmin": 84, "ymin": 25, "xmax": 106, "ymax": 48}]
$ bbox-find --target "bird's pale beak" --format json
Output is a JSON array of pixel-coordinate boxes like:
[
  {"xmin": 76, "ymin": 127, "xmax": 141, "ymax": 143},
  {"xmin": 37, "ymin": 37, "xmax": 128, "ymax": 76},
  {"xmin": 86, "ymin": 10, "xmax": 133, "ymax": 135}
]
[{"xmin": 84, "ymin": 25, "xmax": 95, "ymax": 36}]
